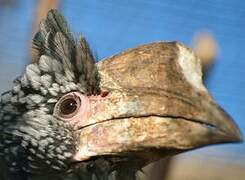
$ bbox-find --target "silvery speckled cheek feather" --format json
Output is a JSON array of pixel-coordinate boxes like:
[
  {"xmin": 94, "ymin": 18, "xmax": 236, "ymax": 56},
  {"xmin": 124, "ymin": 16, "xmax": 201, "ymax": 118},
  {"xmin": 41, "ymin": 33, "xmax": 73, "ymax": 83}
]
[{"xmin": 0, "ymin": 9, "xmax": 242, "ymax": 180}]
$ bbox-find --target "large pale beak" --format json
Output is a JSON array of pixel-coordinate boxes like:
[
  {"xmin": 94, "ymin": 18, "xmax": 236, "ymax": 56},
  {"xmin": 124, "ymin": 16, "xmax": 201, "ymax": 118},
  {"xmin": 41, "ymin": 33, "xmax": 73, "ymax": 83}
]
[{"xmin": 75, "ymin": 42, "xmax": 242, "ymax": 162}]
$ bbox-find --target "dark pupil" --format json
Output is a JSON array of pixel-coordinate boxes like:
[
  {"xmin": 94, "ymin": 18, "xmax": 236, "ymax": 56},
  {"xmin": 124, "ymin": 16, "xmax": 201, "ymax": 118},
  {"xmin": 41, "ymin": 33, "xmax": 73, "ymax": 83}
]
[{"xmin": 60, "ymin": 98, "xmax": 77, "ymax": 115}]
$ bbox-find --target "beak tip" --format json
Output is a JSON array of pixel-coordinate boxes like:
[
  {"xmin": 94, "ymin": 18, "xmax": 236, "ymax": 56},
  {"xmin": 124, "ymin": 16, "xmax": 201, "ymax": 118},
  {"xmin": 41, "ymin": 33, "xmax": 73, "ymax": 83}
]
[
  {"xmin": 236, "ymin": 131, "xmax": 243, "ymax": 143},
  {"xmin": 228, "ymin": 128, "xmax": 243, "ymax": 143}
]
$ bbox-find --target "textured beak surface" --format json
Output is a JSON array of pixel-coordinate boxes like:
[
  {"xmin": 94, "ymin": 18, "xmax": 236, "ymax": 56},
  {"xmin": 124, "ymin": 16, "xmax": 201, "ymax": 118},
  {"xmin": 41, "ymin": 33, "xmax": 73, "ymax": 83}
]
[{"xmin": 75, "ymin": 42, "xmax": 242, "ymax": 162}]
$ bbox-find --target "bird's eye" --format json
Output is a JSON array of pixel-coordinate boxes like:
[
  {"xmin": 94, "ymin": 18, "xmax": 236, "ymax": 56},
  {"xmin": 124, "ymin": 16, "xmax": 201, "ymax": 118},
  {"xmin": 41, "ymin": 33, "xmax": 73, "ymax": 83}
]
[
  {"xmin": 55, "ymin": 93, "xmax": 81, "ymax": 118},
  {"xmin": 60, "ymin": 98, "xmax": 78, "ymax": 115}
]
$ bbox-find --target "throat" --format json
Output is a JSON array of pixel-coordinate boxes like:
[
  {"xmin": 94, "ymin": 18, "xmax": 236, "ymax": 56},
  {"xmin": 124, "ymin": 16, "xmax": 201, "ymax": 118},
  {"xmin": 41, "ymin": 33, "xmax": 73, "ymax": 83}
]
[{"xmin": 70, "ymin": 157, "xmax": 146, "ymax": 180}]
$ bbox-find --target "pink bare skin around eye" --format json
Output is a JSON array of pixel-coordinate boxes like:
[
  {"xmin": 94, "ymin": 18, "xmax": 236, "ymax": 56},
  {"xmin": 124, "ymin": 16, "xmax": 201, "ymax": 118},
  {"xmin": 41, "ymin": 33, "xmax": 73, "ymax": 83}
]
[{"xmin": 62, "ymin": 91, "xmax": 109, "ymax": 130}]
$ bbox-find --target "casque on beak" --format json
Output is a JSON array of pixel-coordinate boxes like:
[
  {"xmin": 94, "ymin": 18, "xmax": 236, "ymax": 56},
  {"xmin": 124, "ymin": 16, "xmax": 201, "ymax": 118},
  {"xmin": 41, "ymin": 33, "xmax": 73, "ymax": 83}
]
[{"xmin": 74, "ymin": 42, "xmax": 243, "ymax": 162}]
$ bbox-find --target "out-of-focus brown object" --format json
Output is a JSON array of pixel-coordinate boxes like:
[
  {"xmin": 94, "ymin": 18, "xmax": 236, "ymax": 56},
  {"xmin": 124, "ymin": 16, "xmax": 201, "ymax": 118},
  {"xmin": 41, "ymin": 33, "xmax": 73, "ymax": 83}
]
[
  {"xmin": 192, "ymin": 31, "xmax": 218, "ymax": 71},
  {"xmin": 33, "ymin": 0, "xmax": 60, "ymax": 32},
  {"xmin": 0, "ymin": 0, "xmax": 16, "ymax": 7},
  {"xmin": 164, "ymin": 152, "xmax": 245, "ymax": 180}
]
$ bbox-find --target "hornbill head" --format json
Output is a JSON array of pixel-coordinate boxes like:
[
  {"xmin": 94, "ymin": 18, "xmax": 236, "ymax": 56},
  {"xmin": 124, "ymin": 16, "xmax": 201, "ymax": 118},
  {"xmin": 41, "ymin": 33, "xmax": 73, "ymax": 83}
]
[{"xmin": 0, "ymin": 9, "xmax": 242, "ymax": 179}]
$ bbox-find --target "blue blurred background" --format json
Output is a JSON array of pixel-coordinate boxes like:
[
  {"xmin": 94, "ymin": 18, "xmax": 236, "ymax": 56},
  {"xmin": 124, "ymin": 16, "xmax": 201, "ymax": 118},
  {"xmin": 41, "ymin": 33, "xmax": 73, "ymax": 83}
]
[{"xmin": 0, "ymin": 0, "xmax": 244, "ymax": 179}]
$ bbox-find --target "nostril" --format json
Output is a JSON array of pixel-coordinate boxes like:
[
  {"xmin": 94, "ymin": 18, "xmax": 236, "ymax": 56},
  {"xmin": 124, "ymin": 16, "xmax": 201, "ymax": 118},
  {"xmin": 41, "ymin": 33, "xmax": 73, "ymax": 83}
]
[{"xmin": 100, "ymin": 90, "xmax": 109, "ymax": 97}]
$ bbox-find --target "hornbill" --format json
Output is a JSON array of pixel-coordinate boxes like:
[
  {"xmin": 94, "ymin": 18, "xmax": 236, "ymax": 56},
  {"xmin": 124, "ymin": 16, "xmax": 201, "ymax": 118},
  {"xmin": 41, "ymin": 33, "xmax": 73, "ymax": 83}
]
[{"xmin": 0, "ymin": 9, "xmax": 242, "ymax": 180}]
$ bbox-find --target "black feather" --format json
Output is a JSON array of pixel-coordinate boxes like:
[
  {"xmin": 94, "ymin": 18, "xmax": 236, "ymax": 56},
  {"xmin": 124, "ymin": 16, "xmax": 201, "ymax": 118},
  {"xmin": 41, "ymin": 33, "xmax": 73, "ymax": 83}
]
[
  {"xmin": 0, "ymin": 9, "xmax": 102, "ymax": 179},
  {"xmin": 32, "ymin": 9, "xmax": 100, "ymax": 95}
]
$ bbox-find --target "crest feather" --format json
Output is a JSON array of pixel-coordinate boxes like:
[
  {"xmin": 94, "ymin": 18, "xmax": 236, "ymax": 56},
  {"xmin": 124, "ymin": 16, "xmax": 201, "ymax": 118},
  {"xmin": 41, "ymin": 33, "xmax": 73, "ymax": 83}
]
[{"xmin": 32, "ymin": 9, "xmax": 99, "ymax": 94}]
